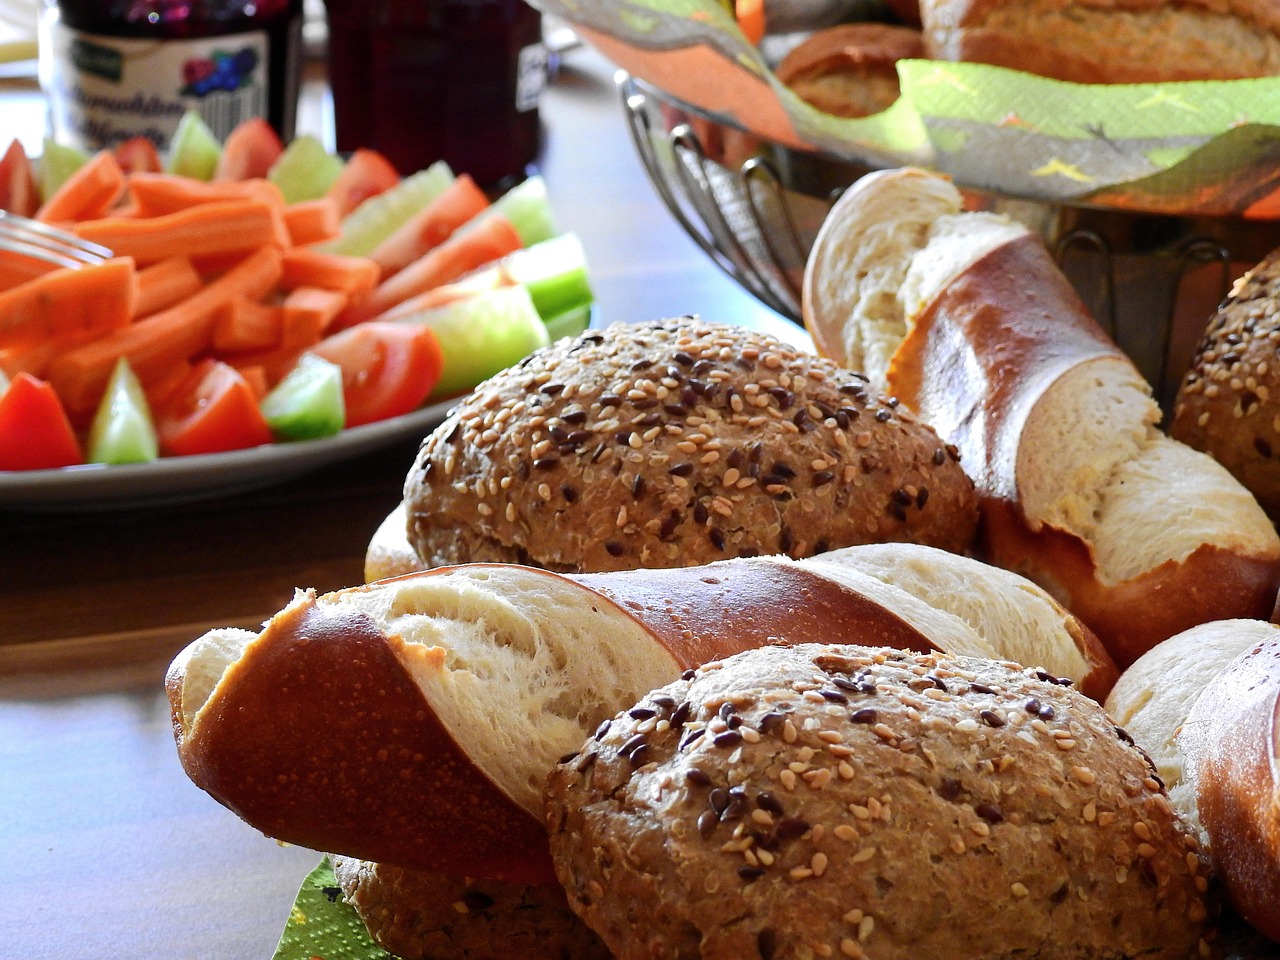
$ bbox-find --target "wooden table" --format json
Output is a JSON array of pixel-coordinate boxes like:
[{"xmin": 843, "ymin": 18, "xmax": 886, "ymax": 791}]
[{"xmin": 0, "ymin": 43, "xmax": 798, "ymax": 958}]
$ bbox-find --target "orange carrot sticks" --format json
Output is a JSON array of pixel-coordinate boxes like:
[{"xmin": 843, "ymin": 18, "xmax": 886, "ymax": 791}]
[
  {"xmin": 279, "ymin": 247, "xmax": 380, "ymax": 298},
  {"xmin": 72, "ymin": 198, "xmax": 290, "ymax": 266},
  {"xmin": 212, "ymin": 296, "xmax": 285, "ymax": 352},
  {"xmin": 281, "ymin": 286, "xmax": 346, "ymax": 345},
  {"xmin": 0, "ymin": 257, "xmax": 136, "ymax": 349},
  {"xmin": 337, "ymin": 213, "xmax": 523, "ymax": 328},
  {"xmin": 283, "ymin": 197, "xmax": 342, "ymax": 247},
  {"xmin": 133, "ymin": 255, "xmax": 203, "ymax": 318},
  {"xmin": 127, "ymin": 173, "xmax": 287, "ymax": 218},
  {"xmin": 35, "ymin": 150, "xmax": 127, "ymax": 224},
  {"xmin": 47, "ymin": 245, "xmax": 283, "ymax": 413},
  {"xmin": 367, "ymin": 173, "xmax": 490, "ymax": 278}
]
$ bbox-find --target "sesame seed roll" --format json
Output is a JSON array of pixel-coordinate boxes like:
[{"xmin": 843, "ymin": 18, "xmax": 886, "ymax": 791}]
[{"xmin": 403, "ymin": 318, "xmax": 978, "ymax": 572}]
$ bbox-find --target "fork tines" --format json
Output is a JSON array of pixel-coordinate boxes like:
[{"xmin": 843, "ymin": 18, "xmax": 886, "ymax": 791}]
[{"xmin": 0, "ymin": 210, "xmax": 113, "ymax": 270}]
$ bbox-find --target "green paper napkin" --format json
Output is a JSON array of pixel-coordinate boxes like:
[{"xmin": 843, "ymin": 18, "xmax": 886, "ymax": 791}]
[{"xmin": 272, "ymin": 858, "xmax": 392, "ymax": 960}]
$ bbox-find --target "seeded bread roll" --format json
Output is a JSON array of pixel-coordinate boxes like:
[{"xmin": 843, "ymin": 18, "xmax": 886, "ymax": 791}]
[
  {"xmin": 919, "ymin": 0, "xmax": 1280, "ymax": 83},
  {"xmin": 329, "ymin": 856, "xmax": 611, "ymax": 960},
  {"xmin": 402, "ymin": 318, "xmax": 978, "ymax": 572},
  {"xmin": 546, "ymin": 643, "xmax": 1211, "ymax": 960},
  {"xmin": 775, "ymin": 23, "xmax": 924, "ymax": 119},
  {"xmin": 1171, "ymin": 249, "xmax": 1280, "ymax": 522}
]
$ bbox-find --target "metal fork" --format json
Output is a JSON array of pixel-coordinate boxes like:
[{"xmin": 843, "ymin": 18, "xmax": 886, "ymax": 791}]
[{"xmin": 0, "ymin": 210, "xmax": 113, "ymax": 270}]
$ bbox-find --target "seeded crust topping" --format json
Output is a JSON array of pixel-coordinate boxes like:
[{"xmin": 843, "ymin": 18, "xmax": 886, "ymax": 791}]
[
  {"xmin": 546, "ymin": 644, "xmax": 1211, "ymax": 960},
  {"xmin": 404, "ymin": 318, "xmax": 977, "ymax": 572},
  {"xmin": 1172, "ymin": 250, "xmax": 1280, "ymax": 517}
]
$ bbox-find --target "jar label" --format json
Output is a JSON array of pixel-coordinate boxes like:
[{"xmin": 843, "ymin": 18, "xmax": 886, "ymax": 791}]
[
  {"xmin": 43, "ymin": 22, "xmax": 274, "ymax": 151},
  {"xmin": 515, "ymin": 42, "xmax": 548, "ymax": 113}
]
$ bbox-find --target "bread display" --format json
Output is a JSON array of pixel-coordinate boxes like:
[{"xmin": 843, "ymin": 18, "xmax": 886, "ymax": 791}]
[
  {"xmin": 545, "ymin": 642, "xmax": 1210, "ymax": 960},
  {"xmin": 1172, "ymin": 248, "xmax": 1280, "ymax": 521},
  {"xmin": 918, "ymin": 0, "xmax": 1280, "ymax": 83},
  {"xmin": 774, "ymin": 23, "xmax": 923, "ymax": 118},
  {"xmin": 329, "ymin": 856, "xmax": 611, "ymax": 960},
  {"xmin": 401, "ymin": 317, "xmax": 978, "ymax": 573},
  {"xmin": 1106, "ymin": 619, "xmax": 1280, "ymax": 942},
  {"xmin": 801, "ymin": 165, "xmax": 1280, "ymax": 667},
  {"xmin": 166, "ymin": 547, "xmax": 1112, "ymax": 886}
]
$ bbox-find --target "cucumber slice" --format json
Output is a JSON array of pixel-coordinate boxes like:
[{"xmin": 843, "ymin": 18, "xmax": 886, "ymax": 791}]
[
  {"xmin": 324, "ymin": 161, "xmax": 456, "ymax": 258},
  {"xmin": 489, "ymin": 175, "xmax": 557, "ymax": 246},
  {"xmin": 542, "ymin": 304, "xmax": 592, "ymax": 344},
  {"xmin": 165, "ymin": 111, "xmax": 222, "ymax": 180},
  {"xmin": 502, "ymin": 233, "xmax": 593, "ymax": 321},
  {"xmin": 87, "ymin": 358, "xmax": 159, "ymax": 465},
  {"xmin": 40, "ymin": 138, "xmax": 90, "ymax": 202},
  {"xmin": 260, "ymin": 353, "xmax": 345, "ymax": 441},
  {"xmin": 393, "ymin": 285, "xmax": 550, "ymax": 399},
  {"xmin": 267, "ymin": 135, "xmax": 346, "ymax": 205}
]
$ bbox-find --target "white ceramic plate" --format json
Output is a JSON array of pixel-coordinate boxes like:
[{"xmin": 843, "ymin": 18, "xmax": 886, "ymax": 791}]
[{"xmin": 0, "ymin": 398, "xmax": 453, "ymax": 511}]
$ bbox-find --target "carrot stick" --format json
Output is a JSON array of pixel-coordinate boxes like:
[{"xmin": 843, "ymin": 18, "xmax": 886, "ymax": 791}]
[
  {"xmin": 0, "ymin": 252, "xmax": 61, "ymax": 293},
  {"xmin": 47, "ymin": 245, "xmax": 283, "ymax": 413},
  {"xmin": 337, "ymin": 214, "xmax": 524, "ymax": 327},
  {"xmin": 127, "ymin": 173, "xmax": 287, "ymax": 218},
  {"xmin": 212, "ymin": 295, "xmax": 284, "ymax": 352},
  {"xmin": 35, "ymin": 150, "xmax": 127, "ymax": 224},
  {"xmin": 225, "ymin": 342, "xmax": 308, "ymax": 387},
  {"xmin": 279, "ymin": 247, "xmax": 380, "ymax": 298},
  {"xmin": 0, "ymin": 139, "xmax": 41, "ymax": 218},
  {"xmin": 73, "ymin": 198, "xmax": 290, "ymax": 266},
  {"xmin": 133, "ymin": 255, "xmax": 203, "ymax": 318},
  {"xmin": 281, "ymin": 286, "xmax": 345, "ymax": 346},
  {"xmin": 283, "ymin": 197, "xmax": 342, "ymax": 247},
  {"xmin": 368, "ymin": 174, "xmax": 490, "ymax": 278},
  {"xmin": 0, "ymin": 257, "xmax": 136, "ymax": 349}
]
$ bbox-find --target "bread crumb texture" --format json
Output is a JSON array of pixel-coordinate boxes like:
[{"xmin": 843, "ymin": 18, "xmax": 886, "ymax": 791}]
[
  {"xmin": 546, "ymin": 644, "xmax": 1210, "ymax": 960},
  {"xmin": 404, "ymin": 318, "xmax": 977, "ymax": 572}
]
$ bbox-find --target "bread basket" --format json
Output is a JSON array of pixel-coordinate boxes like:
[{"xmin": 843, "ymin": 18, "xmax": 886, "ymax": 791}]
[{"xmin": 618, "ymin": 71, "xmax": 1280, "ymax": 413}]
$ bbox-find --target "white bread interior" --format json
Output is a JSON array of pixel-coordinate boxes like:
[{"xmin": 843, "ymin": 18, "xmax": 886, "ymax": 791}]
[
  {"xmin": 332, "ymin": 566, "xmax": 678, "ymax": 816},
  {"xmin": 169, "ymin": 626, "xmax": 258, "ymax": 741},
  {"xmin": 816, "ymin": 542, "xmax": 1093, "ymax": 682},
  {"xmin": 1104, "ymin": 619, "xmax": 1278, "ymax": 846}
]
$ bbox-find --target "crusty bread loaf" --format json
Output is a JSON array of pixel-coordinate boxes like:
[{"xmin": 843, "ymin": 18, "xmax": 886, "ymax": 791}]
[
  {"xmin": 919, "ymin": 0, "xmax": 1280, "ymax": 82},
  {"xmin": 775, "ymin": 23, "xmax": 923, "ymax": 118},
  {"xmin": 802, "ymin": 166, "xmax": 1280, "ymax": 667},
  {"xmin": 1172, "ymin": 248, "xmax": 1280, "ymax": 521},
  {"xmin": 402, "ymin": 317, "xmax": 978, "ymax": 573},
  {"xmin": 329, "ymin": 856, "xmax": 611, "ymax": 960},
  {"xmin": 168, "ymin": 549, "xmax": 1111, "ymax": 884},
  {"xmin": 545, "ymin": 643, "xmax": 1211, "ymax": 960},
  {"xmin": 1106, "ymin": 619, "xmax": 1280, "ymax": 942}
]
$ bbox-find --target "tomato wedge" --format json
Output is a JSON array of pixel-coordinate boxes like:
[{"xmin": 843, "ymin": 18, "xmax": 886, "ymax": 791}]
[
  {"xmin": 155, "ymin": 359, "xmax": 272, "ymax": 457},
  {"xmin": 0, "ymin": 139, "xmax": 39, "ymax": 218},
  {"xmin": 213, "ymin": 117, "xmax": 284, "ymax": 182},
  {"xmin": 0, "ymin": 372, "xmax": 83, "ymax": 470},
  {"xmin": 309, "ymin": 321, "xmax": 443, "ymax": 427}
]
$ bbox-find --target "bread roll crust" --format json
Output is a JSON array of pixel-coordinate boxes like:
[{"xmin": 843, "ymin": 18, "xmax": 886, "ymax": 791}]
[
  {"xmin": 920, "ymin": 0, "xmax": 1280, "ymax": 82},
  {"xmin": 403, "ymin": 318, "xmax": 978, "ymax": 573},
  {"xmin": 546, "ymin": 643, "xmax": 1211, "ymax": 960},
  {"xmin": 775, "ymin": 23, "xmax": 923, "ymax": 118}
]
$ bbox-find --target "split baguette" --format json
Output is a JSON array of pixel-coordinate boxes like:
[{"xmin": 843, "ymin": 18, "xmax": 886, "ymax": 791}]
[
  {"xmin": 1106, "ymin": 619, "xmax": 1280, "ymax": 941},
  {"xmin": 802, "ymin": 166, "xmax": 1280, "ymax": 668},
  {"xmin": 167, "ymin": 546, "xmax": 1112, "ymax": 885}
]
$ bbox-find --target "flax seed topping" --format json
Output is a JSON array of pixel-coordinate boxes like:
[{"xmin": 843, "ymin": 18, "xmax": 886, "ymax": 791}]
[
  {"xmin": 545, "ymin": 644, "xmax": 1210, "ymax": 960},
  {"xmin": 404, "ymin": 318, "xmax": 977, "ymax": 571}
]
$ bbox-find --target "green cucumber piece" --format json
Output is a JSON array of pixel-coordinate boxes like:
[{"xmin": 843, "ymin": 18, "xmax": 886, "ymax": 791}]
[
  {"xmin": 502, "ymin": 233, "xmax": 593, "ymax": 321},
  {"xmin": 260, "ymin": 353, "xmax": 345, "ymax": 441},
  {"xmin": 165, "ymin": 111, "xmax": 222, "ymax": 180},
  {"xmin": 40, "ymin": 138, "xmax": 90, "ymax": 202},
  {"xmin": 542, "ymin": 303, "xmax": 592, "ymax": 344},
  {"xmin": 324, "ymin": 161, "xmax": 456, "ymax": 257},
  {"xmin": 489, "ymin": 174, "xmax": 557, "ymax": 246},
  {"xmin": 87, "ymin": 358, "xmax": 159, "ymax": 465},
  {"xmin": 267, "ymin": 135, "xmax": 346, "ymax": 205},
  {"xmin": 393, "ymin": 285, "xmax": 549, "ymax": 399}
]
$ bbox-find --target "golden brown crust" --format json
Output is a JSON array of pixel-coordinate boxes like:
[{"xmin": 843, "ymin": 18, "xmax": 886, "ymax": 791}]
[
  {"xmin": 546, "ymin": 644, "xmax": 1211, "ymax": 960},
  {"xmin": 920, "ymin": 0, "xmax": 1280, "ymax": 82},
  {"xmin": 1182, "ymin": 634, "xmax": 1280, "ymax": 941},
  {"xmin": 330, "ymin": 857, "xmax": 611, "ymax": 960},
  {"xmin": 402, "ymin": 318, "xmax": 978, "ymax": 574},
  {"xmin": 170, "ymin": 592, "xmax": 556, "ymax": 884},
  {"xmin": 775, "ymin": 23, "xmax": 923, "ymax": 118},
  {"xmin": 1172, "ymin": 249, "xmax": 1280, "ymax": 521}
]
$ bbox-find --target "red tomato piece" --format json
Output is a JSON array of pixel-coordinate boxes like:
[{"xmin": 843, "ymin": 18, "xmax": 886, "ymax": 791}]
[
  {"xmin": 0, "ymin": 373, "xmax": 83, "ymax": 470},
  {"xmin": 155, "ymin": 360, "xmax": 273, "ymax": 457},
  {"xmin": 324, "ymin": 148, "xmax": 402, "ymax": 217},
  {"xmin": 0, "ymin": 139, "xmax": 40, "ymax": 218},
  {"xmin": 212, "ymin": 118, "xmax": 285, "ymax": 182},
  {"xmin": 113, "ymin": 136, "xmax": 164, "ymax": 175},
  {"xmin": 310, "ymin": 321, "xmax": 443, "ymax": 427}
]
